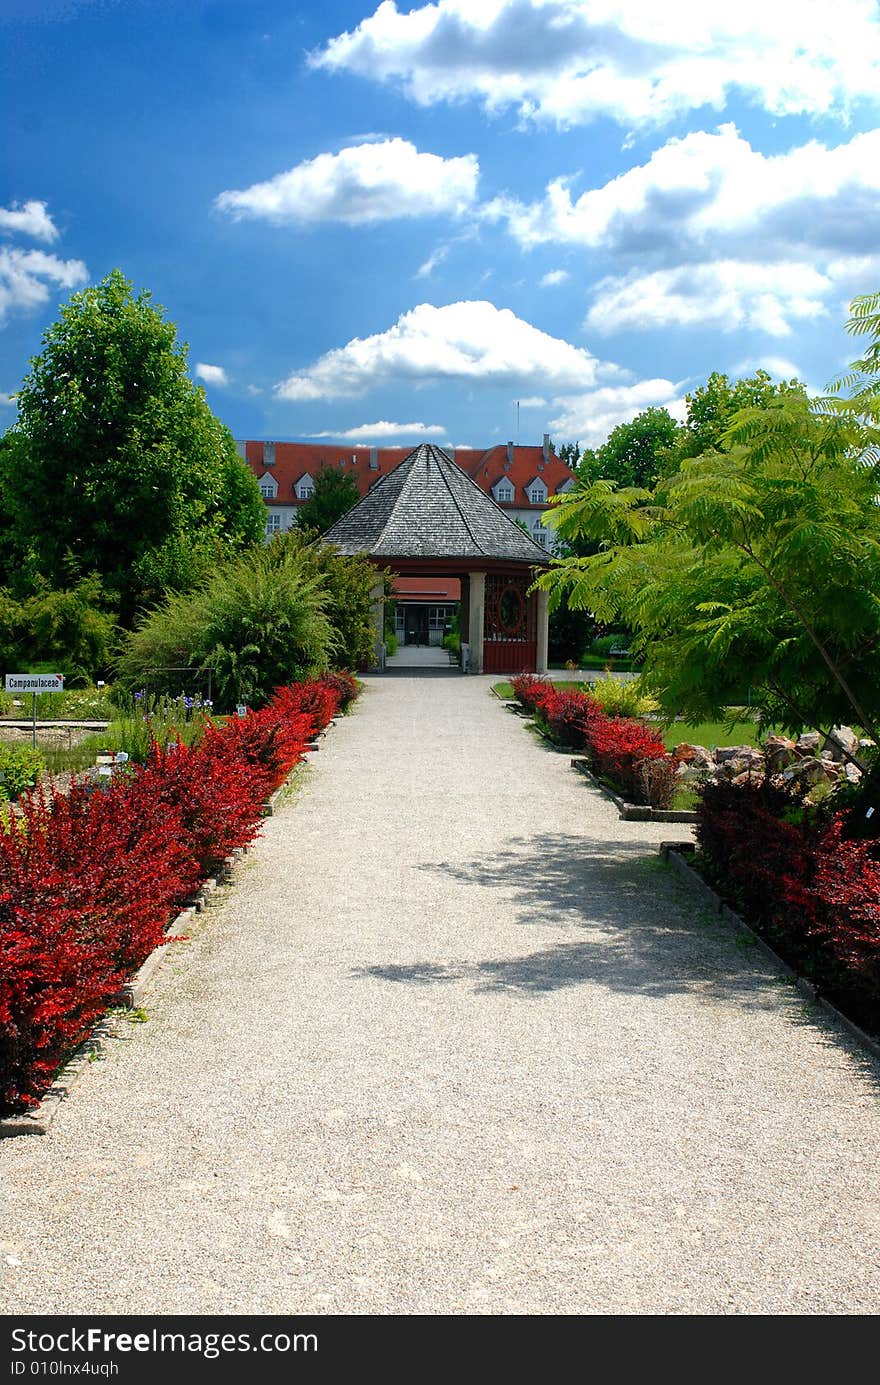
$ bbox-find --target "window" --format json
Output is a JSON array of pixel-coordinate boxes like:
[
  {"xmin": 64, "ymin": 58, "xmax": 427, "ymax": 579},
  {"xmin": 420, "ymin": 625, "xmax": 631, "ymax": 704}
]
[
  {"xmin": 260, "ymin": 481, "xmax": 276, "ymax": 498},
  {"xmin": 529, "ymin": 485, "xmax": 546, "ymax": 503},
  {"xmin": 263, "ymin": 442, "xmax": 275, "ymax": 466},
  {"xmin": 496, "ymin": 484, "xmax": 513, "ymax": 503},
  {"xmin": 265, "ymin": 513, "xmax": 282, "ymax": 535},
  {"xmin": 532, "ymin": 525, "xmax": 547, "ymax": 547},
  {"xmin": 298, "ymin": 485, "xmax": 314, "ymax": 500}
]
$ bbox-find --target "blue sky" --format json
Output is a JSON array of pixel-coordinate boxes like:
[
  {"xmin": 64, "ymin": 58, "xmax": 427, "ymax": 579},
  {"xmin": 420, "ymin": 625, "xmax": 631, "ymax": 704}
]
[{"xmin": 2, "ymin": 0, "xmax": 880, "ymax": 449}]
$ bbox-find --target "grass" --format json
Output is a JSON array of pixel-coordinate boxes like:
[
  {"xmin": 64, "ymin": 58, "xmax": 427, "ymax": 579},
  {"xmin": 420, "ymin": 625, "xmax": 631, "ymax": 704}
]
[{"xmin": 659, "ymin": 718, "xmax": 763, "ymax": 750}]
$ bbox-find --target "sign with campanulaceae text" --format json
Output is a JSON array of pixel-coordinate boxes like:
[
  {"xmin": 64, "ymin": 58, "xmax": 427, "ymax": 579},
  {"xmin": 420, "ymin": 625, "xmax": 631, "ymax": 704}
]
[{"xmin": 5, "ymin": 673, "xmax": 64, "ymax": 692}]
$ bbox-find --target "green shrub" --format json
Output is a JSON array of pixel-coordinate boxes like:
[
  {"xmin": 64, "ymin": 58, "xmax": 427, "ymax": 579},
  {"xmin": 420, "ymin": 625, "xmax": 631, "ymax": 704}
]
[
  {"xmin": 115, "ymin": 543, "xmax": 335, "ymax": 710},
  {"xmin": 0, "ymin": 744, "xmax": 44, "ymax": 800},
  {"xmin": 385, "ymin": 629, "xmax": 399, "ymax": 657},
  {"xmin": 269, "ymin": 529, "xmax": 383, "ymax": 672},
  {"xmin": 589, "ymin": 674, "xmax": 658, "ymax": 719}
]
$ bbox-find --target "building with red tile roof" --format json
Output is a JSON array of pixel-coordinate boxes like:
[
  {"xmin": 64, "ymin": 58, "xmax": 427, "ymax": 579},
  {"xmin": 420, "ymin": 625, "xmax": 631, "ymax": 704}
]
[{"xmin": 235, "ymin": 435, "xmax": 576, "ymax": 552}]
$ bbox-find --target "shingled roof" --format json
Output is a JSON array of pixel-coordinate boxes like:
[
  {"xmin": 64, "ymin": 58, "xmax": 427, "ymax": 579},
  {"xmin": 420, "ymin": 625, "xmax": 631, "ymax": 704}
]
[{"xmin": 323, "ymin": 443, "xmax": 551, "ymax": 563}]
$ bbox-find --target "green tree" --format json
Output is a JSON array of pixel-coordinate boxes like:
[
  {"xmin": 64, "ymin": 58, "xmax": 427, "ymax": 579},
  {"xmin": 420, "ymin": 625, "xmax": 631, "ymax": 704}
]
[
  {"xmin": 556, "ymin": 440, "xmax": 580, "ymax": 467},
  {"xmin": 537, "ymin": 360, "xmax": 880, "ymax": 752},
  {"xmin": 679, "ymin": 369, "xmax": 805, "ymax": 459},
  {"xmin": 296, "ymin": 465, "xmax": 360, "ymax": 534},
  {"xmin": 578, "ymin": 407, "xmax": 682, "ymax": 490},
  {"xmin": 4, "ymin": 269, "xmax": 265, "ymax": 620}
]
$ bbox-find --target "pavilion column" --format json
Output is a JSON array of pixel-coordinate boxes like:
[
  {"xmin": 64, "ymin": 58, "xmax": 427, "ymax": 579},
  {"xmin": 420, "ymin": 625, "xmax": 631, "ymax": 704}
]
[
  {"xmin": 535, "ymin": 588, "xmax": 549, "ymax": 674},
  {"xmin": 467, "ymin": 571, "xmax": 485, "ymax": 674},
  {"xmin": 369, "ymin": 579, "xmax": 386, "ymax": 671}
]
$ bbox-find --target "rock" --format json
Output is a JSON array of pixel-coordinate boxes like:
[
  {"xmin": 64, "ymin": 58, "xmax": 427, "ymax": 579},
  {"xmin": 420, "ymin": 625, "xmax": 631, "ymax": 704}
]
[
  {"xmin": 822, "ymin": 726, "xmax": 859, "ymax": 762},
  {"xmin": 717, "ymin": 748, "xmax": 765, "ymax": 779},
  {"xmin": 673, "ymin": 743, "xmax": 714, "ymax": 769},
  {"xmin": 763, "ymin": 734, "xmax": 797, "ymax": 771},
  {"xmin": 731, "ymin": 771, "xmax": 762, "ymax": 786},
  {"xmin": 783, "ymin": 756, "xmax": 839, "ymax": 786},
  {"xmin": 844, "ymin": 761, "xmax": 863, "ymax": 783},
  {"xmin": 794, "ymin": 731, "xmax": 821, "ymax": 756},
  {"xmin": 859, "ymin": 738, "xmax": 876, "ymax": 752},
  {"xmin": 676, "ymin": 762, "xmax": 708, "ymax": 784},
  {"xmin": 715, "ymin": 744, "xmax": 754, "ymax": 764}
]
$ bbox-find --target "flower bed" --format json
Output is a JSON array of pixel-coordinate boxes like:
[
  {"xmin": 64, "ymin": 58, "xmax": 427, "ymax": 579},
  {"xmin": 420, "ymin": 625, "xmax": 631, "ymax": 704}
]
[
  {"xmin": 510, "ymin": 675, "xmax": 675, "ymax": 809},
  {"xmin": 695, "ymin": 778, "xmax": 880, "ymax": 1034},
  {"xmin": 0, "ymin": 675, "xmax": 356, "ymax": 1118}
]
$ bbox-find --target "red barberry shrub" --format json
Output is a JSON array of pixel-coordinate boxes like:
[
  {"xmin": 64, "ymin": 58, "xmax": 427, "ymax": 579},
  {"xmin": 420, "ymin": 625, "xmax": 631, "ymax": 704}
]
[
  {"xmin": 696, "ymin": 779, "xmax": 880, "ymax": 1032},
  {"xmin": 543, "ymin": 690, "xmax": 595, "ymax": 748},
  {"xmin": 0, "ymin": 779, "xmax": 197, "ymax": 1114},
  {"xmin": 267, "ymin": 680, "xmax": 339, "ymax": 738},
  {"xmin": 0, "ymin": 675, "xmax": 358, "ymax": 1116},
  {"xmin": 510, "ymin": 674, "xmax": 554, "ymax": 711},
  {"xmin": 586, "ymin": 714, "xmax": 672, "ymax": 805},
  {"xmin": 319, "ymin": 670, "xmax": 359, "ymax": 711}
]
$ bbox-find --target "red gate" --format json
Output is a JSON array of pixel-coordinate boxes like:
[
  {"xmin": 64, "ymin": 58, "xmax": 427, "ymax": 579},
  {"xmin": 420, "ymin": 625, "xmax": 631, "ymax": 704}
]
[{"xmin": 483, "ymin": 574, "xmax": 537, "ymax": 674}]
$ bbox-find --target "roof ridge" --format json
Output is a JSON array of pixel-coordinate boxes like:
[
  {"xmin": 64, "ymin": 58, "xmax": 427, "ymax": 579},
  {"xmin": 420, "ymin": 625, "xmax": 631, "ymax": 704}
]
[
  {"xmin": 372, "ymin": 447, "xmax": 420, "ymax": 551},
  {"xmin": 429, "ymin": 444, "xmax": 488, "ymax": 556}
]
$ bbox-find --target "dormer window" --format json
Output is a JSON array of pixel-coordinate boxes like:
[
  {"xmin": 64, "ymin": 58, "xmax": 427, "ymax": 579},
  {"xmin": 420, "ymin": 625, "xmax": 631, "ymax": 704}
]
[
  {"xmin": 296, "ymin": 472, "xmax": 315, "ymax": 500},
  {"xmin": 496, "ymin": 483, "xmax": 513, "ymax": 503},
  {"xmin": 528, "ymin": 478, "xmax": 547, "ymax": 503},
  {"xmin": 259, "ymin": 474, "xmax": 278, "ymax": 499}
]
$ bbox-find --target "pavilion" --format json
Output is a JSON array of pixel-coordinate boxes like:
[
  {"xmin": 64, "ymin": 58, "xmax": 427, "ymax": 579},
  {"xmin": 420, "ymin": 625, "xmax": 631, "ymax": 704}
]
[{"xmin": 324, "ymin": 443, "xmax": 551, "ymax": 674}]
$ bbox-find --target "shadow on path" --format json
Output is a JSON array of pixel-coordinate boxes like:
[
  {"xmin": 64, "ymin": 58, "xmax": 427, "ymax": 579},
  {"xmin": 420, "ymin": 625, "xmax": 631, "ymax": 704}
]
[{"xmin": 352, "ymin": 832, "xmax": 880, "ymax": 1077}]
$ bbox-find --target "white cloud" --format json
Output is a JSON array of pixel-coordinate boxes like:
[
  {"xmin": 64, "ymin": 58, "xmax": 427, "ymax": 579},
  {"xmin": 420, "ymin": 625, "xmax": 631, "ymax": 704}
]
[
  {"xmin": 216, "ymin": 138, "xmax": 478, "ymax": 226},
  {"xmin": 195, "ymin": 362, "xmax": 230, "ymax": 388},
  {"xmin": 0, "ymin": 199, "xmax": 58, "ymax": 242},
  {"xmin": 246, "ymin": 384, "xmax": 263, "ymax": 396},
  {"xmin": 731, "ymin": 355, "xmax": 804, "ymax": 381},
  {"xmin": 488, "ymin": 125, "xmax": 880, "ymax": 261},
  {"xmin": 518, "ymin": 395, "xmax": 547, "ymax": 407},
  {"xmin": 586, "ymin": 261, "xmax": 831, "ymax": 338},
  {"xmin": 275, "ymin": 300, "xmax": 609, "ymax": 401},
  {"xmin": 308, "ymin": 420, "xmax": 448, "ymax": 440},
  {"xmin": 0, "ymin": 247, "xmax": 88, "ymax": 325},
  {"xmin": 0, "ymin": 392, "xmax": 15, "ymax": 407},
  {"xmin": 550, "ymin": 379, "xmax": 686, "ymax": 444},
  {"xmin": 539, "ymin": 269, "xmax": 569, "ymax": 287},
  {"xmin": 487, "ymin": 123, "xmax": 880, "ymax": 335},
  {"xmin": 311, "ymin": 0, "xmax": 880, "ymax": 129},
  {"xmin": 416, "ymin": 244, "xmax": 450, "ymax": 279}
]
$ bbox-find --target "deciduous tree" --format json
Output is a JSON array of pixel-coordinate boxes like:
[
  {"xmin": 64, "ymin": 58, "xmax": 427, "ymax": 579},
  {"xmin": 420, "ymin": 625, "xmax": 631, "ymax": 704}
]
[{"xmin": 4, "ymin": 269, "xmax": 265, "ymax": 621}]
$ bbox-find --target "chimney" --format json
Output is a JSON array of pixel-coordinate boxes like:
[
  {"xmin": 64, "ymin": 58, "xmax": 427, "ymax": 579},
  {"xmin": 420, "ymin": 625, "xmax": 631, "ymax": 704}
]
[
  {"xmin": 507, "ymin": 440, "xmax": 514, "ymax": 464},
  {"xmin": 542, "ymin": 433, "xmax": 550, "ymax": 463}
]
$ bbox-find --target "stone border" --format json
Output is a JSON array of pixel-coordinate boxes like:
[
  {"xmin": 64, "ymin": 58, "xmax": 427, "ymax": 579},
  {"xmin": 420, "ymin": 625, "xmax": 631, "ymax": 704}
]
[
  {"xmin": 659, "ymin": 841, "xmax": 880, "ymax": 1064},
  {"xmin": 0, "ymin": 739, "xmax": 321, "ymax": 1138},
  {"xmin": 570, "ymin": 757, "xmax": 699, "ymax": 824}
]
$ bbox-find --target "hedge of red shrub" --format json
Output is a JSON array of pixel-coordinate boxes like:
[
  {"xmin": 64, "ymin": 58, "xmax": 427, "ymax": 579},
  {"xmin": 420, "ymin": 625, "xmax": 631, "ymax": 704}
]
[
  {"xmin": 509, "ymin": 674, "xmax": 674, "ymax": 808},
  {"xmin": 0, "ymin": 675, "xmax": 355, "ymax": 1117},
  {"xmin": 696, "ymin": 779, "xmax": 880, "ymax": 1033}
]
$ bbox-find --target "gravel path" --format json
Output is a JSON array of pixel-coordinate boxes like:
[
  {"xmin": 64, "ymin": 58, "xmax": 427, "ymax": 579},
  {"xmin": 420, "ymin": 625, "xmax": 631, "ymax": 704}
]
[{"xmin": 2, "ymin": 674, "xmax": 880, "ymax": 1315}]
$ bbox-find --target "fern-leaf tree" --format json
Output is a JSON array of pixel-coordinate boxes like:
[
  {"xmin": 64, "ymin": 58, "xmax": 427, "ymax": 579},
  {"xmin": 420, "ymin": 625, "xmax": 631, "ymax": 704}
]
[{"xmin": 534, "ymin": 304, "xmax": 880, "ymax": 755}]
